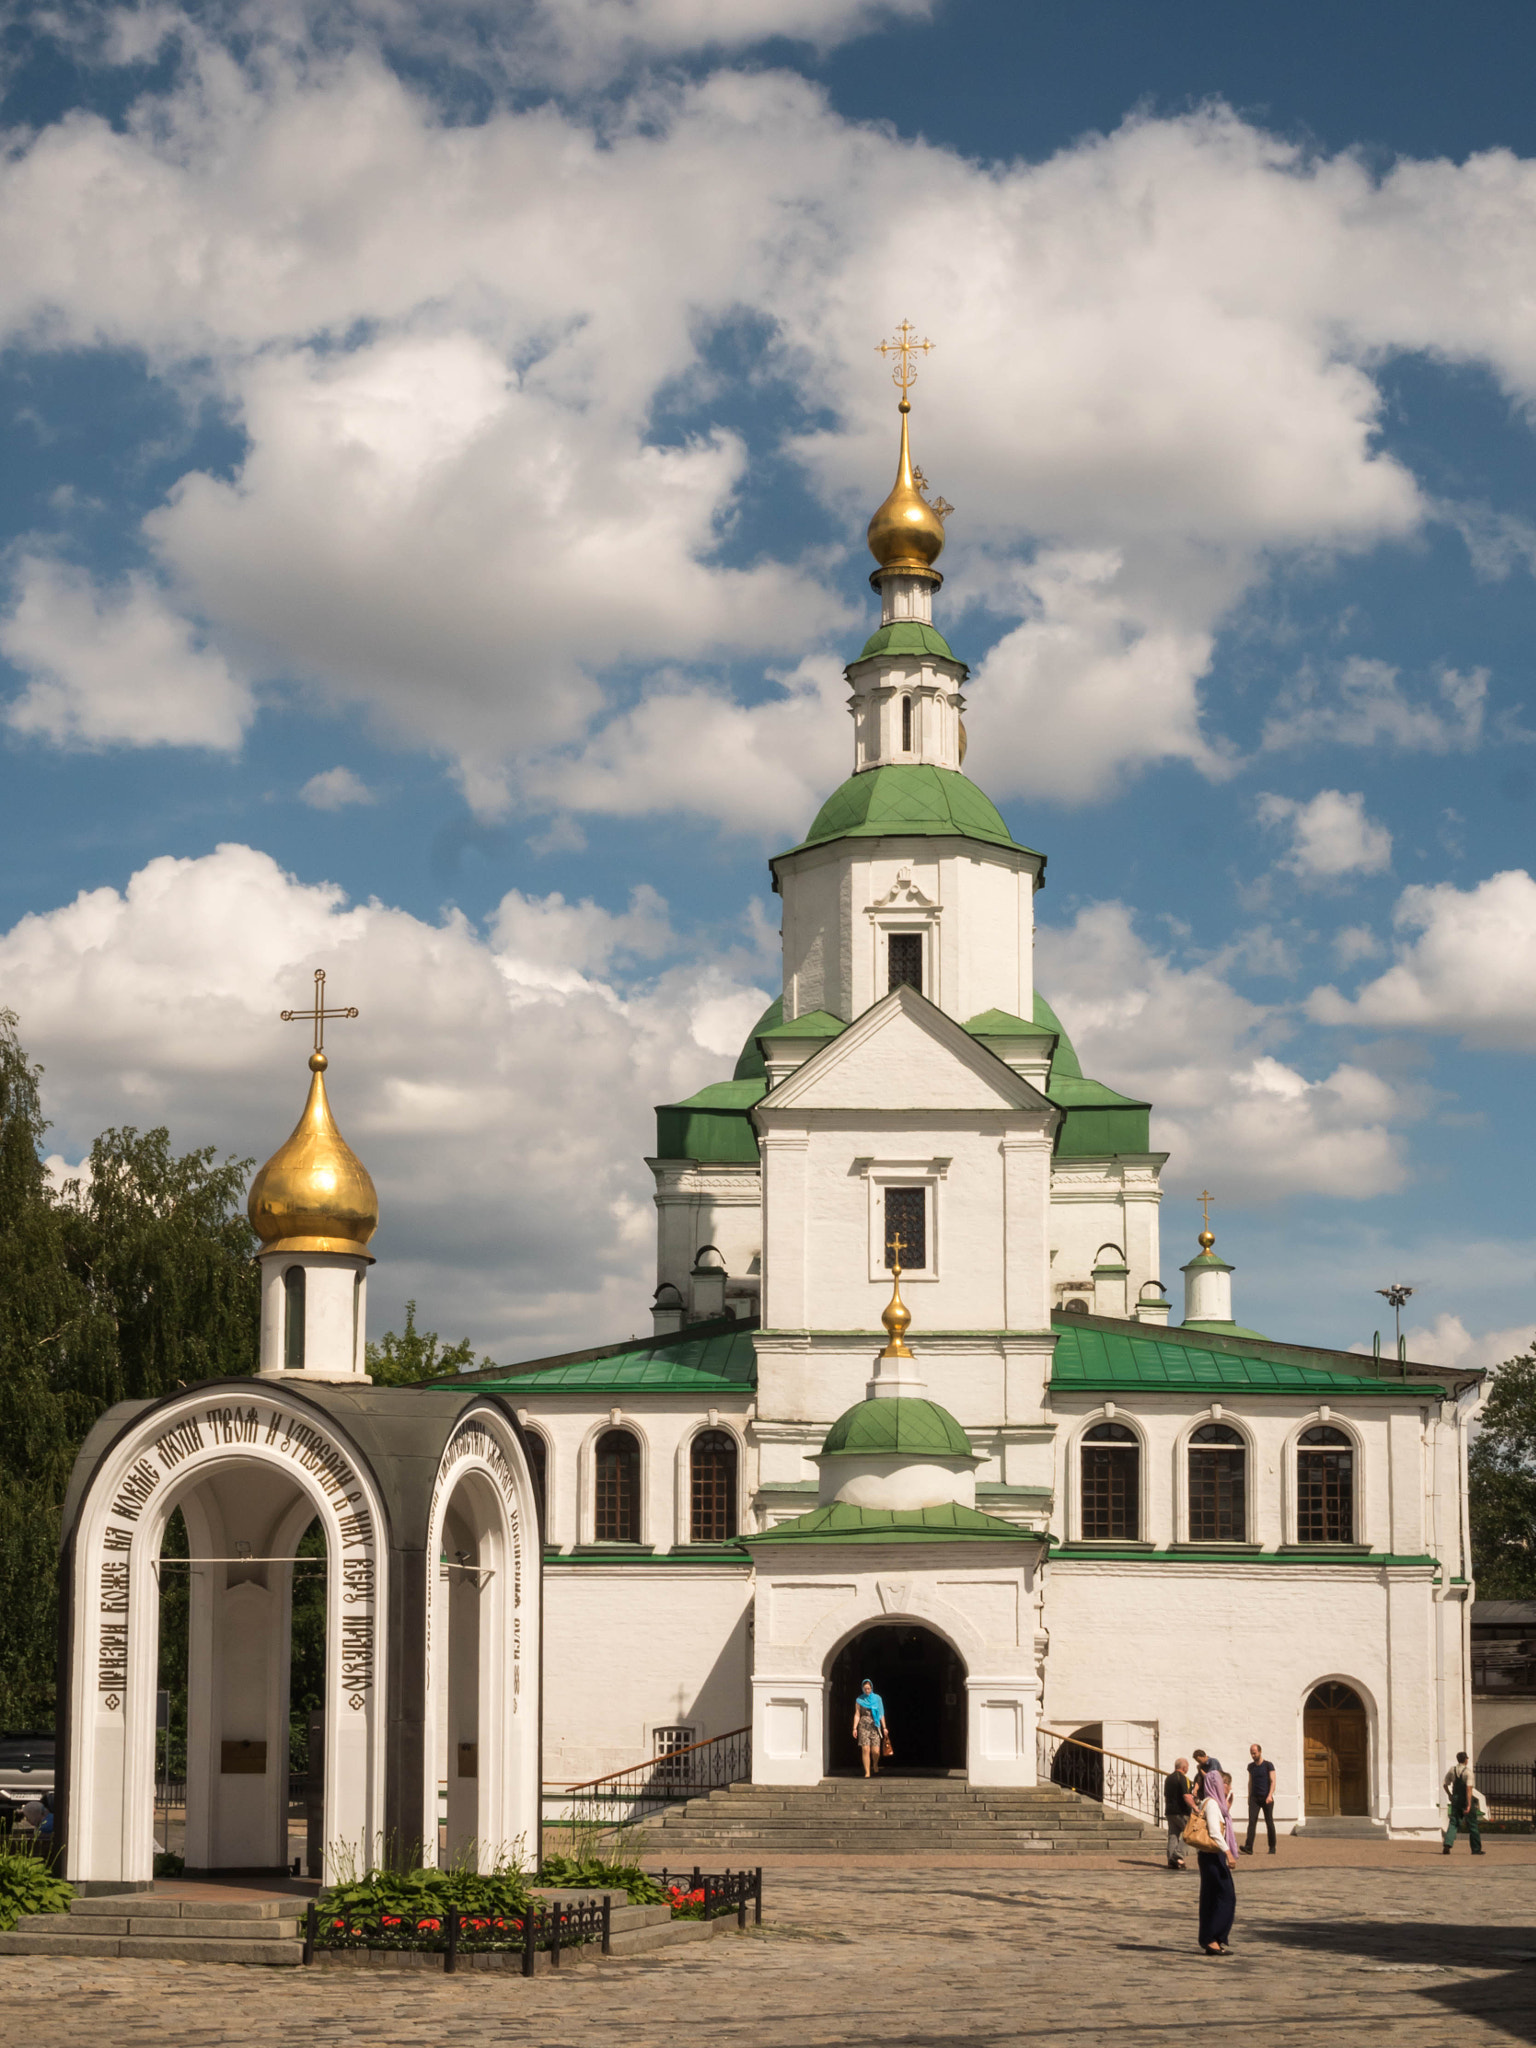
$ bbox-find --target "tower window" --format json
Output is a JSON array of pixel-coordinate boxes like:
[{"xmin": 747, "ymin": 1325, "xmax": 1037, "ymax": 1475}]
[
  {"xmin": 1188, "ymin": 1423, "xmax": 1246, "ymax": 1542},
  {"xmin": 1081, "ymin": 1422, "xmax": 1139, "ymax": 1540},
  {"xmin": 901, "ymin": 694, "xmax": 913, "ymax": 751},
  {"xmin": 884, "ymin": 1186, "xmax": 926, "ymax": 1270},
  {"xmin": 690, "ymin": 1429, "xmax": 738, "ymax": 1542},
  {"xmin": 594, "ymin": 1428, "xmax": 640, "ymax": 1542},
  {"xmin": 283, "ymin": 1265, "xmax": 306, "ymax": 1371},
  {"xmin": 888, "ymin": 932, "xmax": 923, "ymax": 993}
]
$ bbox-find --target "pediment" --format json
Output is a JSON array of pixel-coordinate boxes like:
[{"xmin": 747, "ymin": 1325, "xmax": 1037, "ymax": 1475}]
[{"xmin": 758, "ymin": 986, "xmax": 1054, "ymax": 1115}]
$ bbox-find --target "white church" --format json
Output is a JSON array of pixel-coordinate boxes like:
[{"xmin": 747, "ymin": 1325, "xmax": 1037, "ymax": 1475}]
[
  {"xmin": 477, "ymin": 349, "xmax": 1486, "ymax": 1839},
  {"xmin": 52, "ymin": 343, "xmax": 1488, "ymax": 1888}
]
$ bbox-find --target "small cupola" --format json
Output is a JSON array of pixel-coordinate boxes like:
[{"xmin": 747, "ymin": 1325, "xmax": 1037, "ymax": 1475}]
[{"xmin": 1179, "ymin": 1195, "xmax": 1266, "ymax": 1340}]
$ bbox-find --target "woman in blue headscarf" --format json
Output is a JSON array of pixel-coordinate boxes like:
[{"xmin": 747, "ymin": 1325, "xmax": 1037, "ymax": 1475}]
[
  {"xmin": 853, "ymin": 1679, "xmax": 889, "ymax": 1778},
  {"xmin": 1195, "ymin": 1758, "xmax": 1238, "ymax": 1954}
]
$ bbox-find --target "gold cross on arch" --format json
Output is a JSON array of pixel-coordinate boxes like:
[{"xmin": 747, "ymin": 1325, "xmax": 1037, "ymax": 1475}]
[
  {"xmin": 280, "ymin": 967, "xmax": 359, "ymax": 1057},
  {"xmin": 877, "ymin": 320, "xmax": 934, "ymax": 403}
]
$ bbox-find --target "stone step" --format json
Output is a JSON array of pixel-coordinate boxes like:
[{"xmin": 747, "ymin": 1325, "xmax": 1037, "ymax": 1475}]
[
  {"xmin": 602, "ymin": 1917, "xmax": 732, "ymax": 1958},
  {"xmin": 69, "ymin": 1893, "xmax": 296, "ymax": 1919},
  {"xmin": 13, "ymin": 1911, "xmax": 301, "ymax": 1939},
  {"xmin": 0, "ymin": 1931, "xmax": 302, "ymax": 1965}
]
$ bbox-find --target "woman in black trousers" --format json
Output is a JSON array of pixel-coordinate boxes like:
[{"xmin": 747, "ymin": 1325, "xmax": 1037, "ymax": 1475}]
[{"xmin": 1195, "ymin": 1759, "xmax": 1238, "ymax": 1954}]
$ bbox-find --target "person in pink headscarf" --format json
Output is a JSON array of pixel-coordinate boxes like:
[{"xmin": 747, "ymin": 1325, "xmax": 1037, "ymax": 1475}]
[{"xmin": 1195, "ymin": 1759, "xmax": 1238, "ymax": 1954}]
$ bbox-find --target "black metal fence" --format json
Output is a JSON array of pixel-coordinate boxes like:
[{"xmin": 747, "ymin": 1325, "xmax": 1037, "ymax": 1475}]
[
  {"xmin": 1037, "ymin": 1728, "xmax": 1161, "ymax": 1827},
  {"xmin": 563, "ymin": 1726, "xmax": 751, "ymax": 1830},
  {"xmin": 304, "ymin": 1897, "xmax": 605, "ymax": 1973},
  {"xmin": 651, "ymin": 1867, "xmax": 764, "ymax": 1925},
  {"xmin": 1477, "ymin": 1763, "xmax": 1536, "ymax": 1825}
]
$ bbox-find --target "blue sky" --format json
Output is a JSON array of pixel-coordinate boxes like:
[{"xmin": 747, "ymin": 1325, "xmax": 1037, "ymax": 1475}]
[{"xmin": 3, "ymin": 0, "xmax": 1536, "ymax": 1367}]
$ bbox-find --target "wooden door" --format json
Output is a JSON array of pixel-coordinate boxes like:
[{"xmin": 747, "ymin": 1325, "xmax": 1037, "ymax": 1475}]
[
  {"xmin": 1303, "ymin": 1723, "xmax": 1337, "ymax": 1815},
  {"xmin": 1304, "ymin": 1684, "xmax": 1369, "ymax": 1818}
]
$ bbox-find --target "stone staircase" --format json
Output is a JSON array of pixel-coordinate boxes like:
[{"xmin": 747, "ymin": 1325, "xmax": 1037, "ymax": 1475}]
[
  {"xmin": 640, "ymin": 1776, "xmax": 1160, "ymax": 1857},
  {"xmin": 0, "ymin": 1892, "xmax": 304, "ymax": 1964}
]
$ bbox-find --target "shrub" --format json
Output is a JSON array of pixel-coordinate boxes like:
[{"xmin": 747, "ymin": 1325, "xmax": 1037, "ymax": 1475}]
[
  {"xmin": 536, "ymin": 1853, "xmax": 665, "ymax": 1905},
  {"xmin": 0, "ymin": 1850, "xmax": 72, "ymax": 1931},
  {"xmin": 317, "ymin": 1862, "xmax": 533, "ymax": 1940}
]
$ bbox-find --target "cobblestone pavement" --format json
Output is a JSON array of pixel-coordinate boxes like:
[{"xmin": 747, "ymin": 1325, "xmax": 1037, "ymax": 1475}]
[{"xmin": 2, "ymin": 1853, "xmax": 1533, "ymax": 2046}]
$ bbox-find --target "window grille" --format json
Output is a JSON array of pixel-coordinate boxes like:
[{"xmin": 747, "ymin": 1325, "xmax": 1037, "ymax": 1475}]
[
  {"xmin": 883, "ymin": 1186, "xmax": 926, "ymax": 1270},
  {"xmin": 901, "ymin": 695, "xmax": 913, "ymax": 751},
  {"xmin": 594, "ymin": 1429, "xmax": 640, "ymax": 1543},
  {"xmin": 283, "ymin": 1266, "xmax": 306, "ymax": 1371},
  {"xmin": 1188, "ymin": 1423, "xmax": 1246, "ymax": 1542},
  {"xmin": 1081, "ymin": 1422, "xmax": 1139, "ymax": 1540},
  {"xmin": 690, "ymin": 1430, "xmax": 738, "ymax": 1542},
  {"xmin": 888, "ymin": 932, "xmax": 923, "ymax": 993},
  {"xmin": 653, "ymin": 1724, "xmax": 697, "ymax": 1788},
  {"xmin": 1296, "ymin": 1425, "xmax": 1353, "ymax": 1544}
]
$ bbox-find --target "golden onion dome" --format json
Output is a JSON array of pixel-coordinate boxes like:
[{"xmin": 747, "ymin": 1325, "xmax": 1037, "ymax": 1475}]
[
  {"xmin": 247, "ymin": 1051, "xmax": 378, "ymax": 1259},
  {"xmin": 866, "ymin": 400, "xmax": 947, "ymax": 581}
]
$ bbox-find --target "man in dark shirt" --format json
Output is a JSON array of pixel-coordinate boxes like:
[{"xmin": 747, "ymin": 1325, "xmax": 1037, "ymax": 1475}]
[
  {"xmin": 1163, "ymin": 1757, "xmax": 1194, "ymax": 1869},
  {"xmin": 1242, "ymin": 1743, "xmax": 1277, "ymax": 1854}
]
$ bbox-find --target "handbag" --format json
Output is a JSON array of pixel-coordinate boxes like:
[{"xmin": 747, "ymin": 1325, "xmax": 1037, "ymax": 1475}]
[
  {"xmin": 1181, "ymin": 1805, "xmax": 1219, "ymax": 1853},
  {"xmin": 880, "ymin": 1730, "xmax": 894, "ymax": 1758}
]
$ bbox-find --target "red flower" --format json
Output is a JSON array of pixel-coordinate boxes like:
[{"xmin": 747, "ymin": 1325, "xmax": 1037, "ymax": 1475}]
[
  {"xmin": 382, "ymin": 1915, "xmax": 400, "ymax": 1927},
  {"xmin": 420, "ymin": 1917, "xmax": 440, "ymax": 1931}
]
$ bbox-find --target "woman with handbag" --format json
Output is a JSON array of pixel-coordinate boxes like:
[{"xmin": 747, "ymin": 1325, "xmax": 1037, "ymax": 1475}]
[
  {"xmin": 853, "ymin": 1679, "xmax": 889, "ymax": 1778},
  {"xmin": 1186, "ymin": 1758, "xmax": 1239, "ymax": 1954}
]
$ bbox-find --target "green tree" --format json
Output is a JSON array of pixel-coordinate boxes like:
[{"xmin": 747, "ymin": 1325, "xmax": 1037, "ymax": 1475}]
[
  {"xmin": 0, "ymin": 1010, "xmax": 260, "ymax": 1728},
  {"xmin": 1469, "ymin": 1343, "xmax": 1536, "ymax": 1598},
  {"xmin": 366, "ymin": 1299, "xmax": 487, "ymax": 1384}
]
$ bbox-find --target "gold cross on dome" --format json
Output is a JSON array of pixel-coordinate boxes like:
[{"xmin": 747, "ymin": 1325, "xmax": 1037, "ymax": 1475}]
[
  {"xmin": 280, "ymin": 968, "xmax": 359, "ymax": 1057},
  {"xmin": 877, "ymin": 321, "xmax": 934, "ymax": 402},
  {"xmin": 1198, "ymin": 1189, "xmax": 1215, "ymax": 1231}
]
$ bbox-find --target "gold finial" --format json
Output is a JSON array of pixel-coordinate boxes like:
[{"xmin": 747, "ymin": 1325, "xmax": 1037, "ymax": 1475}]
[
  {"xmin": 879, "ymin": 1234, "xmax": 915, "ymax": 1358},
  {"xmin": 248, "ymin": 969, "xmax": 377, "ymax": 1257},
  {"xmin": 877, "ymin": 319, "xmax": 934, "ymax": 406},
  {"xmin": 867, "ymin": 323, "xmax": 949, "ymax": 583},
  {"xmin": 280, "ymin": 967, "xmax": 360, "ymax": 1068},
  {"xmin": 1197, "ymin": 1188, "xmax": 1216, "ymax": 1254}
]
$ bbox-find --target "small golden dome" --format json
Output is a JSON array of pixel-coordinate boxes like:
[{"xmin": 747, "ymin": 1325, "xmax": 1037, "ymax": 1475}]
[
  {"xmin": 248, "ymin": 1051, "xmax": 378, "ymax": 1259},
  {"xmin": 867, "ymin": 402, "xmax": 947, "ymax": 581}
]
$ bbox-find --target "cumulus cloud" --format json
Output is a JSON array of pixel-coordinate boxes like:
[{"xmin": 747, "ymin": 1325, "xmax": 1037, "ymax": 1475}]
[
  {"xmin": 1256, "ymin": 789, "xmax": 1392, "ymax": 882},
  {"xmin": 0, "ymin": 843, "xmax": 769, "ymax": 1358},
  {"xmin": 0, "ymin": 557, "xmax": 252, "ymax": 749},
  {"xmin": 1036, "ymin": 901, "xmax": 1413, "ymax": 1201},
  {"xmin": 1394, "ymin": 1312, "xmax": 1535, "ymax": 1375},
  {"xmin": 1262, "ymin": 658, "xmax": 1487, "ymax": 755},
  {"xmin": 300, "ymin": 765, "xmax": 375, "ymax": 809},
  {"xmin": 1310, "ymin": 868, "xmax": 1536, "ymax": 1049}
]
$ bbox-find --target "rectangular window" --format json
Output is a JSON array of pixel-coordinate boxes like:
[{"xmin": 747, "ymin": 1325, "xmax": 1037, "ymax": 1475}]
[
  {"xmin": 654, "ymin": 1724, "xmax": 697, "ymax": 1789},
  {"xmin": 1081, "ymin": 1448, "xmax": 1138, "ymax": 1540},
  {"xmin": 1296, "ymin": 1449, "xmax": 1353, "ymax": 1544},
  {"xmin": 1188, "ymin": 1449, "xmax": 1246, "ymax": 1542},
  {"xmin": 884, "ymin": 1185, "xmax": 926, "ymax": 1271},
  {"xmin": 888, "ymin": 931, "xmax": 923, "ymax": 994}
]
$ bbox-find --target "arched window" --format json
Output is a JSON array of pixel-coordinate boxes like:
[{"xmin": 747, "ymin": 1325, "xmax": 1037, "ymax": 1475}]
[
  {"xmin": 524, "ymin": 1430, "xmax": 548, "ymax": 1533},
  {"xmin": 1080, "ymin": 1422, "xmax": 1139, "ymax": 1540},
  {"xmin": 901, "ymin": 694, "xmax": 913, "ymax": 751},
  {"xmin": 594, "ymin": 1428, "xmax": 640, "ymax": 1543},
  {"xmin": 1297, "ymin": 1425, "xmax": 1354, "ymax": 1544},
  {"xmin": 1188, "ymin": 1422, "xmax": 1246, "ymax": 1542},
  {"xmin": 283, "ymin": 1265, "xmax": 306, "ymax": 1371},
  {"xmin": 690, "ymin": 1430, "xmax": 738, "ymax": 1542}
]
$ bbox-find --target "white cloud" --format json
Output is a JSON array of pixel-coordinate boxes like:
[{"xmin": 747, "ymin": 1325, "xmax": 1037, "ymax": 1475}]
[
  {"xmin": 6, "ymin": 41, "xmax": 1536, "ymax": 809},
  {"xmin": 1332, "ymin": 924, "xmax": 1382, "ymax": 967},
  {"xmin": 300, "ymin": 765, "xmax": 375, "ymax": 809},
  {"xmin": 1262, "ymin": 658, "xmax": 1487, "ymax": 754},
  {"xmin": 1037, "ymin": 901, "xmax": 1412, "ymax": 1202},
  {"xmin": 0, "ymin": 843, "xmax": 769, "ymax": 1358},
  {"xmin": 1393, "ymin": 1312, "xmax": 1534, "ymax": 1375},
  {"xmin": 1256, "ymin": 788, "xmax": 1392, "ymax": 882},
  {"xmin": 1310, "ymin": 868, "xmax": 1536, "ymax": 1049},
  {"xmin": 0, "ymin": 557, "xmax": 252, "ymax": 749}
]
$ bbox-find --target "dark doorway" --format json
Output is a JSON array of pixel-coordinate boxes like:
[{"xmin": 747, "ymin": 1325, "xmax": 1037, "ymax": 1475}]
[
  {"xmin": 1304, "ymin": 1682, "xmax": 1370, "ymax": 1816},
  {"xmin": 827, "ymin": 1625, "xmax": 966, "ymax": 1775}
]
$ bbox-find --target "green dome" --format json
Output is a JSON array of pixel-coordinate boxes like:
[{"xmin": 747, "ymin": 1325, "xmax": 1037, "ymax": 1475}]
[
  {"xmin": 820, "ymin": 1397, "xmax": 974, "ymax": 1460},
  {"xmin": 856, "ymin": 620, "xmax": 964, "ymax": 668},
  {"xmin": 732, "ymin": 996, "xmax": 782, "ymax": 1081},
  {"xmin": 791, "ymin": 766, "xmax": 1023, "ymax": 854}
]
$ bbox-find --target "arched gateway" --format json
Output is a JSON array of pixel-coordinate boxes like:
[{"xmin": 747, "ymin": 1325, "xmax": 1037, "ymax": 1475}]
[{"xmin": 55, "ymin": 983, "xmax": 542, "ymax": 1889}]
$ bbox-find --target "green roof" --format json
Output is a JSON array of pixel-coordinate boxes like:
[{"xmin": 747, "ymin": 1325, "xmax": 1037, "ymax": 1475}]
[
  {"xmin": 1030, "ymin": 992, "xmax": 1153, "ymax": 1157},
  {"xmin": 469, "ymin": 1317, "xmax": 759, "ymax": 1397},
  {"xmin": 761, "ymin": 1009, "xmax": 846, "ymax": 1042},
  {"xmin": 820, "ymin": 1396, "xmax": 973, "ymax": 1459},
  {"xmin": 733, "ymin": 996, "xmax": 782, "ymax": 1081},
  {"xmin": 654, "ymin": 1077, "xmax": 766, "ymax": 1163},
  {"xmin": 784, "ymin": 766, "xmax": 1029, "ymax": 857},
  {"xmin": 965, "ymin": 1007, "xmax": 1057, "ymax": 1040},
  {"xmin": 747, "ymin": 1501, "xmax": 1037, "ymax": 1546},
  {"xmin": 855, "ymin": 621, "xmax": 964, "ymax": 668},
  {"xmin": 1049, "ymin": 1316, "xmax": 1449, "ymax": 1398}
]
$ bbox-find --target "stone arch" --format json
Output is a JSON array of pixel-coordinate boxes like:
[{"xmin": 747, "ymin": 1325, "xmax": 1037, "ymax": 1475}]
[
  {"xmin": 423, "ymin": 1405, "xmax": 542, "ymax": 1870},
  {"xmin": 827, "ymin": 1619, "xmax": 967, "ymax": 1774},
  {"xmin": 61, "ymin": 1384, "xmax": 388, "ymax": 1886},
  {"xmin": 1301, "ymin": 1675, "xmax": 1376, "ymax": 1819}
]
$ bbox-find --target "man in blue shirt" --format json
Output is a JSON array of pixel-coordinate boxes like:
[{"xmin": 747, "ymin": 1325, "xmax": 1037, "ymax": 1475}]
[{"xmin": 1241, "ymin": 1744, "xmax": 1277, "ymax": 1854}]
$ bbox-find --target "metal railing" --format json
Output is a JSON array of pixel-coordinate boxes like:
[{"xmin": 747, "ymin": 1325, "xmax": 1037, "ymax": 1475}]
[
  {"xmin": 563, "ymin": 1726, "xmax": 751, "ymax": 1832},
  {"xmin": 1472, "ymin": 1651, "xmax": 1536, "ymax": 1697},
  {"xmin": 1036, "ymin": 1728, "xmax": 1161, "ymax": 1827},
  {"xmin": 653, "ymin": 1867, "xmax": 763, "ymax": 1926},
  {"xmin": 1476, "ymin": 1763, "xmax": 1536, "ymax": 1824},
  {"xmin": 304, "ymin": 1897, "xmax": 607, "ymax": 1973}
]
